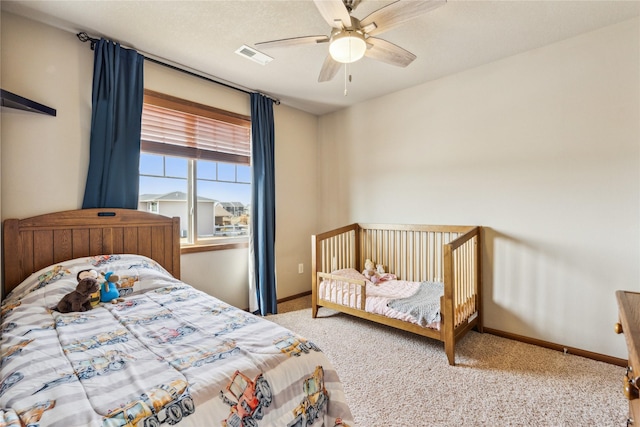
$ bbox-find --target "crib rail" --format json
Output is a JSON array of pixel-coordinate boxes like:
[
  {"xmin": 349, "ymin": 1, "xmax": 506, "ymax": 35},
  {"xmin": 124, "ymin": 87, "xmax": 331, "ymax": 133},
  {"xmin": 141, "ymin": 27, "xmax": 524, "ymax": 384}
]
[
  {"xmin": 314, "ymin": 223, "xmax": 360, "ymax": 274},
  {"xmin": 316, "ymin": 272, "xmax": 366, "ymax": 311},
  {"xmin": 444, "ymin": 227, "xmax": 481, "ymax": 329},
  {"xmin": 358, "ymin": 223, "xmax": 474, "ymax": 282}
]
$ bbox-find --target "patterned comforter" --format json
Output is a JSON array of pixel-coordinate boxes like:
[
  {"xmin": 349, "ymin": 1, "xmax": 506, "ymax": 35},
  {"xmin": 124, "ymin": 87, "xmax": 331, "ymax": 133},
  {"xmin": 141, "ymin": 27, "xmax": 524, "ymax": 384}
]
[{"xmin": 0, "ymin": 255, "xmax": 354, "ymax": 427}]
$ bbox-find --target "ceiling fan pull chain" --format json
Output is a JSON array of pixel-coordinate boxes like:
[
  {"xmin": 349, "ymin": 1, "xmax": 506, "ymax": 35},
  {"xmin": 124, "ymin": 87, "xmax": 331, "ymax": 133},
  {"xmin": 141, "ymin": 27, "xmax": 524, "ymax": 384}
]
[
  {"xmin": 344, "ymin": 63, "xmax": 348, "ymax": 96},
  {"xmin": 345, "ymin": 42, "xmax": 351, "ymax": 96}
]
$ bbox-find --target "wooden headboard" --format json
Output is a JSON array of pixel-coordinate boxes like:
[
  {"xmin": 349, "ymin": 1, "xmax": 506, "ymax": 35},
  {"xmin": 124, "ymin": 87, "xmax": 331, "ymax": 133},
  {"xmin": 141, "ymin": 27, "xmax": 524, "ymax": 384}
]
[{"xmin": 2, "ymin": 208, "xmax": 181, "ymax": 297}]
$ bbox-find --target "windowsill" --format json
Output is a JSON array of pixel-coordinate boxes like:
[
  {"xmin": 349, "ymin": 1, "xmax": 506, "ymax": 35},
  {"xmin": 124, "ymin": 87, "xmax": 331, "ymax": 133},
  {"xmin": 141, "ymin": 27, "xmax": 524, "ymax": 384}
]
[{"xmin": 180, "ymin": 241, "xmax": 249, "ymax": 254}]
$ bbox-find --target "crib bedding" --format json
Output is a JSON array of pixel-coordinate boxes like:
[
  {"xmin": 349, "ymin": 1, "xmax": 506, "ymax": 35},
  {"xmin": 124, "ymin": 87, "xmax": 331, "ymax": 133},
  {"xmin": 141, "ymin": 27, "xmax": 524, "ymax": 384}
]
[
  {"xmin": 317, "ymin": 268, "xmax": 441, "ymax": 330},
  {"xmin": 0, "ymin": 255, "xmax": 353, "ymax": 427}
]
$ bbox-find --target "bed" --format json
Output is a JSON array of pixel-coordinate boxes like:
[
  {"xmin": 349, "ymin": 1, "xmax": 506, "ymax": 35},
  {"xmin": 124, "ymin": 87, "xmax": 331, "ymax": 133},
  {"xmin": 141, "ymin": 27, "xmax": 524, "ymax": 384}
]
[
  {"xmin": 1, "ymin": 208, "xmax": 354, "ymax": 427},
  {"xmin": 312, "ymin": 223, "xmax": 482, "ymax": 366}
]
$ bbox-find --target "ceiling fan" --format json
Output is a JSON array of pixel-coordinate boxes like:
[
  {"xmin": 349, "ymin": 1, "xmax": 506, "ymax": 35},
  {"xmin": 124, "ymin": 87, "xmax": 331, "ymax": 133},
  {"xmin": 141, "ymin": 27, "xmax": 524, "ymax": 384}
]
[{"xmin": 255, "ymin": 0, "xmax": 446, "ymax": 82}]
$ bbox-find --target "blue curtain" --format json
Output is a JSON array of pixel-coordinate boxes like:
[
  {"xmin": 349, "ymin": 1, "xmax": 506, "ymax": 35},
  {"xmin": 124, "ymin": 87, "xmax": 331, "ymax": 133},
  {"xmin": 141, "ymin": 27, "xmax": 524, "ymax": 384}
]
[
  {"xmin": 250, "ymin": 93, "xmax": 277, "ymax": 315},
  {"xmin": 82, "ymin": 38, "xmax": 144, "ymax": 209}
]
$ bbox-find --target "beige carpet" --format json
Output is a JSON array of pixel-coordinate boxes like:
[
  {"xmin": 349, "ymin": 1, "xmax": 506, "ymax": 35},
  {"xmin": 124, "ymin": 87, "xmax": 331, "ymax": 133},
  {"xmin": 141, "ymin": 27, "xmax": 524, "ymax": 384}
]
[{"xmin": 269, "ymin": 298, "xmax": 627, "ymax": 426}]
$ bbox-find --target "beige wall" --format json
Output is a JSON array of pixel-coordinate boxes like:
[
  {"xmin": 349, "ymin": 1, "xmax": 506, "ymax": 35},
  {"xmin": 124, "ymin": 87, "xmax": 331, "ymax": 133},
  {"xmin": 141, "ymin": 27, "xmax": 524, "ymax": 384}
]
[
  {"xmin": 318, "ymin": 18, "xmax": 640, "ymax": 359},
  {"xmin": 1, "ymin": 13, "xmax": 92, "ymax": 215},
  {"xmin": 0, "ymin": 12, "xmax": 318, "ymax": 308}
]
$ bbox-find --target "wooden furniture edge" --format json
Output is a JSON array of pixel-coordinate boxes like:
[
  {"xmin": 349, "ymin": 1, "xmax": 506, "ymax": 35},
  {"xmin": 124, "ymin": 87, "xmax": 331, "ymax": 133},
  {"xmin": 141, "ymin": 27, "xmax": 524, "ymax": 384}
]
[
  {"xmin": 358, "ymin": 223, "xmax": 477, "ymax": 233},
  {"xmin": 171, "ymin": 215, "xmax": 181, "ymax": 280},
  {"xmin": 615, "ymin": 290, "xmax": 640, "ymax": 422},
  {"xmin": 15, "ymin": 208, "xmax": 174, "ymax": 227},
  {"xmin": 616, "ymin": 290, "xmax": 640, "ymax": 368},
  {"xmin": 315, "ymin": 298, "xmax": 443, "ymax": 340},
  {"xmin": 317, "ymin": 272, "xmax": 366, "ymax": 285},
  {"xmin": 3, "ymin": 218, "xmax": 21, "ymax": 294},
  {"xmin": 443, "ymin": 243, "xmax": 455, "ymax": 365},
  {"xmin": 313, "ymin": 223, "xmax": 359, "ymax": 241},
  {"xmin": 475, "ymin": 227, "xmax": 483, "ymax": 332}
]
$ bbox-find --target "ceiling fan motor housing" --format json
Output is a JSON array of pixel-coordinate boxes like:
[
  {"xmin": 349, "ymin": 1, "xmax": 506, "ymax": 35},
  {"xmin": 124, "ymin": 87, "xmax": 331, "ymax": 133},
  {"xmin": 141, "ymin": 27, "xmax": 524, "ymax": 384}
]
[{"xmin": 329, "ymin": 29, "xmax": 367, "ymax": 63}]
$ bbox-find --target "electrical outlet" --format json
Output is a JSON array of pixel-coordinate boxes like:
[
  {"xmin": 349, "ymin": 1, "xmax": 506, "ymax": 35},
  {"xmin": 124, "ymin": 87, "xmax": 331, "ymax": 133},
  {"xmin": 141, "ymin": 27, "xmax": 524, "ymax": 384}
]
[{"xmin": 298, "ymin": 263, "xmax": 304, "ymax": 274}]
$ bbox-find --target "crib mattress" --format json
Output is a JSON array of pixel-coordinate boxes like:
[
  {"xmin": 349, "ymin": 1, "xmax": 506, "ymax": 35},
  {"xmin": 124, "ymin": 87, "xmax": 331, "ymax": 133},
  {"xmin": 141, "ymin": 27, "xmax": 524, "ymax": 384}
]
[{"xmin": 317, "ymin": 268, "xmax": 441, "ymax": 330}]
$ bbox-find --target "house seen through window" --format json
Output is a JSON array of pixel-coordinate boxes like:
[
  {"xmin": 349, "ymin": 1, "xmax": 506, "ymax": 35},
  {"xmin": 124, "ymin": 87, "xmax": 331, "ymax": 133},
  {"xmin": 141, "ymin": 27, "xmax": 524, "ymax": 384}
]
[{"xmin": 138, "ymin": 90, "xmax": 251, "ymax": 245}]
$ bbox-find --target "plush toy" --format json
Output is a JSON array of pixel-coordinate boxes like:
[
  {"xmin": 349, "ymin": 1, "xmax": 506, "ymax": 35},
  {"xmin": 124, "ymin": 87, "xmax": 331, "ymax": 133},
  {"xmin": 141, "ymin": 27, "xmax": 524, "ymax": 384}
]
[
  {"xmin": 56, "ymin": 278, "xmax": 100, "ymax": 313},
  {"xmin": 77, "ymin": 269, "xmax": 101, "ymax": 307},
  {"xmin": 100, "ymin": 271, "xmax": 122, "ymax": 303},
  {"xmin": 362, "ymin": 259, "xmax": 375, "ymax": 275},
  {"xmin": 361, "ymin": 260, "xmax": 397, "ymax": 284},
  {"xmin": 362, "ymin": 259, "xmax": 381, "ymax": 284}
]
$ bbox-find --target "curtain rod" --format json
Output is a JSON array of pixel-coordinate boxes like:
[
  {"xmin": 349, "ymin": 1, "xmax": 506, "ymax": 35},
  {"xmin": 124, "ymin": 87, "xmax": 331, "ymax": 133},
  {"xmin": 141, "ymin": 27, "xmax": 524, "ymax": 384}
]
[{"xmin": 76, "ymin": 32, "xmax": 280, "ymax": 105}]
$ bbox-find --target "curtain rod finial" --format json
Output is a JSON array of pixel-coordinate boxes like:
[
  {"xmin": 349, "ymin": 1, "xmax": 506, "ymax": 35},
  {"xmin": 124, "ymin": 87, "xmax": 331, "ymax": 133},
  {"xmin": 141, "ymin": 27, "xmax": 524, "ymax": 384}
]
[{"xmin": 77, "ymin": 31, "xmax": 98, "ymax": 50}]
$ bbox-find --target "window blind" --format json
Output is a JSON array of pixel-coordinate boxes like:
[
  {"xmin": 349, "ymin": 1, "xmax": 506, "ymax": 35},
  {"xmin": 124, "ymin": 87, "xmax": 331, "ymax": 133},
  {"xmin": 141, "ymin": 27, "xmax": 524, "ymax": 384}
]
[{"xmin": 141, "ymin": 90, "xmax": 251, "ymax": 165}]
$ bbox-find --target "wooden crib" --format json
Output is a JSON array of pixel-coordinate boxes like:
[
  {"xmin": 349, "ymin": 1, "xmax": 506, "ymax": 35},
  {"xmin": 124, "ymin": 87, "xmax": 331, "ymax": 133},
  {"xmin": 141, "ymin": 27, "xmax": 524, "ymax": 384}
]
[{"xmin": 311, "ymin": 223, "xmax": 482, "ymax": 365}]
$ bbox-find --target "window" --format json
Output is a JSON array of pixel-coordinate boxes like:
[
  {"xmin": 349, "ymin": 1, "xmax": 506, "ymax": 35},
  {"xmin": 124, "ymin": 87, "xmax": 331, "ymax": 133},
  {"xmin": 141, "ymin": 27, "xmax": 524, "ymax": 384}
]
[{"xmin": 139, "ymin": 90, "xmax": 251, "ymax": 248}]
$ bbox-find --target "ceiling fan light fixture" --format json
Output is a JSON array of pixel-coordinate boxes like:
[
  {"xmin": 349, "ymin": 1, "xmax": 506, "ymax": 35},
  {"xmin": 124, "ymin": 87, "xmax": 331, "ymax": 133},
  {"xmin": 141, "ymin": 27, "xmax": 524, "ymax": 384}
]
[{"xmin": 329, "ymin": 30, "xmax": 366, "ymax": 64}]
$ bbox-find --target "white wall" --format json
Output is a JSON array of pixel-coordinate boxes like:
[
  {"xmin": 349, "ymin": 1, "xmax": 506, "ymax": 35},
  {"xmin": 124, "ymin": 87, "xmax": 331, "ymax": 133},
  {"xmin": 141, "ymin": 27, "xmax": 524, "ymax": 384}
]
[
  {"xmin": 318, "ymin": 18, "xmax": 639, "ymax": 359},
  {"xmin": 0, "ymin": 12, "xmax": 318, "ymax": 308}
]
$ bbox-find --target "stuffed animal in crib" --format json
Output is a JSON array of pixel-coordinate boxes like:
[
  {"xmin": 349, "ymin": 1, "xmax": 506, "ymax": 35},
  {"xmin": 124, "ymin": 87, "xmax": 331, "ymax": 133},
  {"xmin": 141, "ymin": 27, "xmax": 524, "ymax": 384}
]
[
  {"xmin": 56, "ymin": 277, "xmax": 100, "ymax": 313},
  {"xmin": 362, "ymin": 258, "xmax": 375, "ymax": 277},
  {"xmin": 100, "ymin": 271, "xmax": 124, "ymax": 303},
  {"xmin": 362, "ymin": 261, "xmax": 396, "ymax": 284},
  {"xmin": 362, "ymin": 259, "xmax": 381, "ymax": 284}
]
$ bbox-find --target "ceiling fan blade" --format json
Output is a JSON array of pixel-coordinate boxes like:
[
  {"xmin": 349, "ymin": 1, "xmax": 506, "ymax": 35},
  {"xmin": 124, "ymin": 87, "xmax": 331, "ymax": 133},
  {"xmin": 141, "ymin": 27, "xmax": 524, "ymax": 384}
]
[
  {"xmin": 255, "ymin": 35, "xmax": 329, "ymax": 49},
  {"xmin": 318, "ymin": 55, "xmax": 342, "ymax": 82},
  {"xmin": 361, "ymin": 0, "xmax": 446, "ymax": 36},
  {"xmin": 314, "ymin": 0, "xmax": 352, "ymax": 29},
  {"xmin": 364, "ymin": 37, "xmax": 416, "ymax": 67}
]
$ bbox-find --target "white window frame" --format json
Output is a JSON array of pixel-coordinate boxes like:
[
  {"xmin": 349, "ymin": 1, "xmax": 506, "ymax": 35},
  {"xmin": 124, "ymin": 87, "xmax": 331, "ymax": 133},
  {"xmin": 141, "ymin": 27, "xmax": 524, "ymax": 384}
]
[{"xmin": 139, "ymin": 90, "xmax": 251, "ymax": 251}]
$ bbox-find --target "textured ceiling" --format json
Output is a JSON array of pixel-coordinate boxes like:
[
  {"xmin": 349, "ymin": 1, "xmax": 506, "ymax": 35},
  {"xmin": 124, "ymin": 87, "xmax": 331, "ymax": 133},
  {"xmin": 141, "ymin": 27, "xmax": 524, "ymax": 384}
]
[{"xmin": 2, "ymin": 0, "xmax": 639, "ymax": 115}]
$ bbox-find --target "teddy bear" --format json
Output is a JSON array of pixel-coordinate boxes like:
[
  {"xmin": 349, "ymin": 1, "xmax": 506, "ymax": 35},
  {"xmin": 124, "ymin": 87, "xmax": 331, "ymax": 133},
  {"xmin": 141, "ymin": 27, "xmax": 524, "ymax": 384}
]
[
  {"xmin": 55, "ymin": 277, "xmax": 100, "ymax": 313},
  {"xmin": 362, "ymin": 258, "xmax": 382, "ymax": 284}
]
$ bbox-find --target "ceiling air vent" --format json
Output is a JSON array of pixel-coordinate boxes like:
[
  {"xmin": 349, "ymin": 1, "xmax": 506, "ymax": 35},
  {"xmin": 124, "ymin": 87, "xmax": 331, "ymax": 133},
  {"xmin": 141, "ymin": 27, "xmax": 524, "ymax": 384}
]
[{"xmin": 235, "ymin": 45, "xmax": 273, "ymax": 66}]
